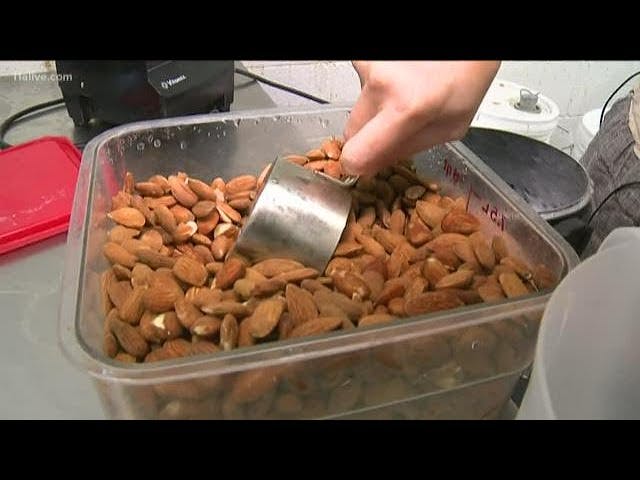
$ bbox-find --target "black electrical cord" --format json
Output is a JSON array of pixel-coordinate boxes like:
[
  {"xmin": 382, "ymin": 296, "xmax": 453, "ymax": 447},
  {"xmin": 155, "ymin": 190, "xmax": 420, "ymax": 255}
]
[
  {"xmin": 599, "ymin": 70, "xmax": 640, "ymax": 127},
  {"xmin": 587, "ymin": 181, "xmax": 640, "ymax": 225},
  {"xmin": 0, "ymin": 98, "xmax": 66, "ymax": 149},
  {"xmin": 234, "ymin": 67, "xmax": 330, "ymax": 104}
]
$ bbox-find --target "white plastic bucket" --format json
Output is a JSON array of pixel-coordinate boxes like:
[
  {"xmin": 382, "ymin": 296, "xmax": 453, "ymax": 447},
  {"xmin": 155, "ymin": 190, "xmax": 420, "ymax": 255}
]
[
  {"xmin": 572, "ymin": 108, "xmax": 602, "ymax": 163},
  {"xmin": 471, "ymin": 79, "xmax": 560, "ymax": 144},
  {"xmin": 517, "ymin": 227, "xmax": 640, "ymax": 419}
]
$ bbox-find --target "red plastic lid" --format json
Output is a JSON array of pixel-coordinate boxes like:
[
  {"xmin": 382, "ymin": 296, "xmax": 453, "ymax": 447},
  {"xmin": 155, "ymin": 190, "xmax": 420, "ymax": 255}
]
[{"xmin": 0, "ymin": 136, "xmax": 81, "ymax": 255}]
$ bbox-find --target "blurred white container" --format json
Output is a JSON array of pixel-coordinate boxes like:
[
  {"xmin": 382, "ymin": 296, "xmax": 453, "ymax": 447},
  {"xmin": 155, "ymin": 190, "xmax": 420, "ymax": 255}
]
[
  {"xmin": 517, "ymin": 227, "xmax": 640, "ymax": 419},
  {"xmin": 572, "ymin": 108, "xmax": 603, "ymax": 163},
  {"xmin": 472, "ymin": 79, "xmax": 560, "ymax": 144}
]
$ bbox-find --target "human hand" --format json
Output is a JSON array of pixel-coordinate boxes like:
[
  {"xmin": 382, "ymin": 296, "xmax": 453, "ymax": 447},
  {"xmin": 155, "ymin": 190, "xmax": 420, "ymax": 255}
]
[{"xmin": 340, "ymin": 61, "xmax": 500, "ymax": 176}]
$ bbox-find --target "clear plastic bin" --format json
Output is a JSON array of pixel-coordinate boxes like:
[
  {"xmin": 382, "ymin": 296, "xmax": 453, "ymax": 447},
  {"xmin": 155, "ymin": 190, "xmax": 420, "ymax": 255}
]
[{"xmin": 59, "ymin": 104, "xmax": 579, "ymax": 419}]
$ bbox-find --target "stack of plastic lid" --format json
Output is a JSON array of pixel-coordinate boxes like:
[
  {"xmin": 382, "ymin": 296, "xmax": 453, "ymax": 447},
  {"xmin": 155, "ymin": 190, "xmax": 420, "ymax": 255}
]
[
  {"xmin": 0, "ymin": 137, "xmax": 81, "ymax": 255},
  {"xmin": 471, "ymin": 79, "xmax": 560, "ymax": 144}
]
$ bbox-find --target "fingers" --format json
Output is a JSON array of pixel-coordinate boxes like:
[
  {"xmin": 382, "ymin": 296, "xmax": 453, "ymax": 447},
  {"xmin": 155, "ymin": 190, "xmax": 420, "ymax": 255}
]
[
  {"xmin": 341, "ymin": 108, "xmax": 424, "ymax": 175},
  {"xmin": 343, "ymin": 87, "xmax": 379, "ymax": 141}
]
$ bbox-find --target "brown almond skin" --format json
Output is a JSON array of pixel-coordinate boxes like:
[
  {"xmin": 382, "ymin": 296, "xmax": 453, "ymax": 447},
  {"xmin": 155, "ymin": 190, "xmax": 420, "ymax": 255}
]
[
  {"xmin": 441, "ymin": 211, "xmax": 480, "ymax": 234},
  {"xmin": 172, "ymin": 256, "xmax": 209, "ymax": 287},
  {"xmin": 174, "ymin": 297, "xmax": 202, "ymax": 329},
  {"xmin": 226, "ymin": 175, "xmax": 257, "ymax": 195},
  {"xmin": 215, "ymin": 257, "xmax": 247, "ymax": 290},
  {"xmin": 286, "ymin": 284, "xmax": 319, "ymax": 326},
  {"xmin": 140, "ymin": 229, "xmax": 164, "ymax": 251},
  {"xmin": 332, "ymin": 271, "xmax": 371, "ymax": 301},
  {"xmin": 108, "ymin": 225, "xmax": 140, "ymax": 244},
  {"xmin": 108, "ymin": 207, "xmax": 146, "ymax": 229},
  {"xmin": 107, "ymin": 281, "xmax": 133, "ymax": 310},
  {"xmin": 103, "ymin": 242, "xmax": 137, "ymax": 269},
  {"xmin": 498, "ymin": 272, "xmax": 530, "ymax": 298},
  {"xmin": 154, "ymin": 204, "xmax": 178, "ymax": 233},
  {"xmin": 229, "ymin": 367, "xmax": 281, "ymax": 404},
  {"xmin": 334, "ymin": 241, "xmax": 364, "ymax": 257},
  {"xmin": 389, "ymin": 209, "xmax": 406, "ymax": 235},
  {"xmin": 477, "ymin": 282, "xmax": 506, "ymax": 303},
  {"xmin": 375, "ymin": 281, "xmax": 405, "ymax": 306},
  {"xmin": 272, "ymin": 267, "xmax": 320, "ymax": 284},
  {"xmin": 251, "ymin": 278, "xmax": 286, "ymax": 297},
  {"xmin": 355, "ymin": 231, "xmax": 387, "ymax": 258},
  {"xmin": 313, "ymin": 289, "xmax": 363, "ymax": 321},
  {"xmin": 190, "ymin": 315, "xmax": 222, "ymax": 338},
  {"xmin": 248, "ymin": 298, "xmax": 284, "ymax": 338},
  {"xmin": 415, "ymin": 201, "xmax": 447, "ymax": 228},
  {"xmin": 136, "ymin": 249, "xmax": 176, "ymax": 269},
  {"xmin": 469, "ymin": 232, "xmax": 496, "ymax": 270},
  {"xmin": 453, "ymin": 241, "xmax": 478, "ymax": 265},
  {"xmin": 406, "ymin": 211, "xmax": 433, "ymax": 246},
  {"xmin": 435, "ymin": 269, "xmax": 474, "ymax": 290},
  {"xmin": 359, "ymin": 313, "xmax": 396, "ymax": 327},
  {"xmin": 361, "ymin": 270, "xmax": 385, "ymax": 301},
  {"xmin": 187, "ymin": 178, "xmax": 218, "ymax": 201},
  {"xmin": 388, "ymin": 297, "xmax": 407, "ymax": 316},
  {"xmin": 118, "ymin": 286, "xmax": 146, "ymax": 325},
  {"xmin": 404, "ymin": 291, "xmax": 464, "ymax": 316},
  {"xmin": 168, "ymin": 175, "xmax": 199, "ymax": 207},
  {"xmin": 109, "ymin": 318, "xmax": 149, "ymax": 359},
  {"xmin": 252, "ymin": 258, "xmax": 305, "ymax": 277},
  {"xmin": 492, "ymin": 235, "xmax": 509, "ymax": 261},
  {"xmin": 220, "ymin": 314, "xmax": 239, "ymax": 350},
  {"xmin": 289, "ymin": 316, "xmax": 343, "ymax": 339}
]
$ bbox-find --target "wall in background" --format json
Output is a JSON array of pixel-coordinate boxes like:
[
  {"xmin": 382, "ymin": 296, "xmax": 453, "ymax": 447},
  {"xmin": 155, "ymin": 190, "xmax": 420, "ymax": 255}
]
[{"xmin": 2, "ymin": 60, "xmax": 640, "ymax": 153}]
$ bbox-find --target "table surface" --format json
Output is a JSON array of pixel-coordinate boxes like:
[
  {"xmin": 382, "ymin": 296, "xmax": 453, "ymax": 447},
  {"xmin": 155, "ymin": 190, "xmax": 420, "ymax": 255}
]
[{"xmin": 0, "ymin": 66, "xmax": 276, "ymax": 419}]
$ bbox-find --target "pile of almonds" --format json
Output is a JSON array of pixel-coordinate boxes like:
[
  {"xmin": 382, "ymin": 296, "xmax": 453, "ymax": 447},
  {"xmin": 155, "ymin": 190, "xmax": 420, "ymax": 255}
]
[{"xmin": 100, "ymin": 137, "xmax": 557, "ymax": 367}]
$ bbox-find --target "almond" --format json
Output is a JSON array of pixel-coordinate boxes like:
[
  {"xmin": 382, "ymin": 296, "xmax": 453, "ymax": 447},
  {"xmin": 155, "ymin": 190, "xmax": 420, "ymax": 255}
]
[
  {"xmin": 168, "ymin": 175, "xmax": 198, "ymax": 207},
  {"xmin": 251, "ymin": 278, "xmax": 286, "ymax": 297},
  {"xmin": 136, "ymin": 249, "xmax": 176, "ymax": 269},
  {"xmin": 256, "ymin": 163, "xmax": 273, "ymax": 190},
  {"xmin": 226, "ymin": 175, "xmax": 257, "ymax": 196},
  {"xmin": 435, "ymin": 269, "xmax": 474, "ymax": 290},
  {"xmin": 187, "ymin": 178, "xmax": 218, "ymax": 201},
  {"xmin": 123, "ymin": 172, "xmax": 135, "ymax": 193},
  {"xmin": 285, "ymin": 154, "xmax": 309, "ymax": 166},
  {"xmin": 252, "ymin": 258, "xmax": 305, "ymax": 278},
  {"xmin": 168, "ymin": 204, "xmax": 195, "ymax": 224},
  {"xmin": 229, "ymin": 367, "xmax": 281, "ymax": 404},
  {"xmin": 389, "ymin": 209, "xmax": 406, "ymax": 235},
  {"xmin": 469, "ymin": 232, "xmax": 496, "ymax": 270},
  {"xmin": 372, "ymin": 225, "xmax": 406, "ymax": 253},
  {"xmin": 425, "ymin": 233, "xmax": 469, "ymax": 251},
  {"xmin": 103, "ymin": 242, "xmax": 137, "ymax": 268},
  {"xmin": 143, "ymin": 281, "xmax": 183, "ymax": 314},
  {"xmin": 375, "ymin": 280, "xmax": 405, "ymax": 306},
  {"xmin": 405, "ymin": 185, "xmax": 426, "ymax": 202},
  {"xmin": 441, "ymin": 211, "xmax": 480, "ymax": 234},
  {"xmin": 202, "ymin": 301, "xmax": 250, "ymax": 318},
  {"xmin": 406, "ymin": 211, "xmax": 433, "ymax": 246},
  {"xmin": 357, "ymin": 206, "xmax": 376, "ymax": 228},
  {"xmin": 332, "ymin": 271, "xmax": 371, "ymax": 301},
  {"xmin": 453, "ymin": 241, "xmax": 478, "ymax": 264},
  {"xmin": 355, "ymin": 231, "xmax": 387, "ymax": 258},
  {"xmin": 532, "ymin": 264, "xmax": 556, "ymax": 290},
  {"xmin": 431, "ymin": 247, "xmax": 461, "ymax": 269},
  {"xmin": 248, "ymin": 298, "xmax": 284, "ymax": 338},
  {"xmin": 388, "ymin": 297, "xmax": 407, "ymax": 316},
  {"xmin": 492, "ymin": 235, "xmax": 509, "ymax": 261},
  {"xmin": 210, "ymin": 235, "xmax": 233, "ymax": 261},
  {"xmin": 108, "ymin": 225, "xmax": 140, "ymax": 244},
  {"xmin": 272, "ymin": 267, "xmax": 320, "ymax": 284},
  {"xmin": 388, "ymin": 174, "xmax": 411, "ymax": 194},
  {"xmin": 500, "ymin": 256, "xmax": 532, "ymax": 280},
  {"xmin": 228, "ymin": 198, "xmax": 253, "ymax": 211},
  {"xmin": 415, "ymin": 201, "xmax": 447, "ymax": 228},
  {"xmin": 498, "ymin": 272, "xmax": 530, "ymax": 298},
  {"xmin": 191, "ymin": 315, "xmax": 222, "ymax": 338},
  {"xmin": 118, "ymin": 286, "xmax": 146, "ymax": 325},
  {"xmin": 405, "ymin": 276, "xmax": 428, "ymax": 301},
  {"xmin": 135, "ymin": 180, "xmax": 164, "ymax": 197},
  {"xmin": 191, "ymin": 288, "xmax": 222, "ymax": 310},
  {"xmin": 219, "ymin": 314, "xmax": 239, "ymax": 350},
  {"xmin": 386, "ymin": 242, "xmax": 413, "ymax": 279},
  {"xmin": 172, "ymin": 256, "xmax": 208, "ymax": 287},
  {"xmin": 358, "ymin": 313, "xmax": 396, "ymax": 327},
  {"xmin": 285, "ymin": 284, "xmax": 319, "ymax": 326},
  {"xmin": 300, "ymin": 279, "xmax": 332, "ymax": 294},
  {"xmin": 174, "ymin": 297, "xmax": 202, "ymax": 329},
  {"xmin": 334, "ymin": 241, "xmax": 364, "ymax": 257},
  {"xmin": 324, "ymin": 160, "xmax": 343, "ymax": 179},
  {"xmin": 375, "ymin": 199, "xmax": 392, "ymax": 228},
  {"xmin": 289, "ymin": 316, "xmax": 342, "ymax": 338},
  {"xmin": 192, "ymin": 200, "xmax": 217, "ymax": 218},
  {"xmin": 477, "ymin": 282, "xmax": 506, "ymax": 303},
  {"xmin": 321, "ymin": 138, "xmax": 342, "ymax": 160},
  {"xmin": 313, "ymin": 289, "xmax": 363, "ymax": 321},
  {"xmin": 139, "ymin": 229, "xmax": 164, "ymax": 251},
  {"xmin": 215, "ymin": 257, "xmax": 246, "ymax": 290},
  {"xmin": 361, "ymin": 270, "xmax": 385, "ymax": 301},
  {"xmin": 404, "ymin": 290, "xmax": 464, "ymax": 316},
  {"xmin": 197, "ymin": 211, "xmax": 220, "ymax": 236},
  {"xmin": 108, "ymin": 207, "xmax": 146, "ymax": 229},
  {"xmin": 103, "ymin": 331, "xmax": 118, "ymax": 358},
  {"xmin": 121, "ymin": 238, "xmax": 150, "ymax": 256},
  {"xmin": 111, "ymin": 191, "xmax": 131, "ymax": 210},
  {"xmin": 154, "ymin": 204, "xmax": 178, "ymax": 233},
  {"xmin": 100, "ymin": 270, "xmax": 116, "ymax": 315},
  {"xmin": 305, "ymin": 148, "xmax": 326, "ymax": 161},
  {"xmin": 109, "ymin": 317, "xmax": 149, "ymax": 359},
  {"xmin": 233, "ymin": 278, "xmax": 256, "ymax": 300},
  {"xmin": 238, "ymin": 317, "xmax": 256, "ymax": 348},
  {"xmin": 213, "ymin": 222, "xmax": 239, "ymax": 239},
  {"xmin": 422, "ymin": 257, "xmax": 449, "ymax": 285}
]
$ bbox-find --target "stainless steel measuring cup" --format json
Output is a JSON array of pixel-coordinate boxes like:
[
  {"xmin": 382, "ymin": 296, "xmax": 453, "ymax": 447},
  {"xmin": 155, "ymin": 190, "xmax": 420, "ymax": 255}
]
[{"xmin": 233, "ymin": 157, "xmax": 354, "ymax": 272}]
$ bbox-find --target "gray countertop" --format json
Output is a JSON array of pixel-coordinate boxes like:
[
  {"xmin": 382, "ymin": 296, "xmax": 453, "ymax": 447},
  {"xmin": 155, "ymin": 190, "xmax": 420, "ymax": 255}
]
[{"xmin": 0, "ymin": 66, "xmax": 276, "ymax": 419}]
